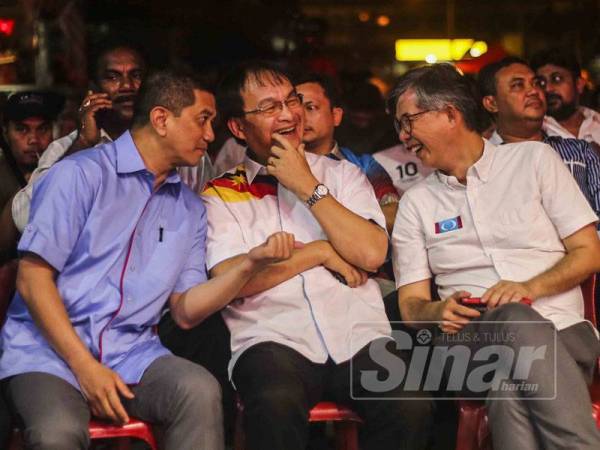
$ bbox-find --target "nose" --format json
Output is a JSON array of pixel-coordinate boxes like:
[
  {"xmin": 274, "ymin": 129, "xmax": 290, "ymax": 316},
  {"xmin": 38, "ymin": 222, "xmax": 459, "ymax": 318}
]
[
  {"xmin": 27, "ymin": 131, "xmax": 40, "ymax": 145},
  {"xmin": 277, "ymin": 102, "xmax": 294, "ymax": 121},
  {"xmin": 398, "ymin": 127, "xmax": 411, "ymax": 144},
  {"xmin": 204, "ymin": 122, "xmax": 215, "ymax": 143}
]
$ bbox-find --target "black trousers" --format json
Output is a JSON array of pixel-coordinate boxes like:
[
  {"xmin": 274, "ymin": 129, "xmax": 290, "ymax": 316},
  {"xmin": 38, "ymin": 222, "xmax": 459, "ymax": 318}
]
[{"xmin": 233, "ymin": 339, "xmax": 434, "ymax": 450}]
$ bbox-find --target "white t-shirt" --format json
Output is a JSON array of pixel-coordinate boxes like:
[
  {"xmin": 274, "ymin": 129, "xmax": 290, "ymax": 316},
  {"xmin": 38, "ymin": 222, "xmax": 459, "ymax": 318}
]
[
  {"xmin": 392, "ymin": 140, "xmax": 598, "ymax": 331},
  {"xmin": 373, "ymin": 144, "xmax": 434, "ymax": 194},
  {"xmin": 543, "ymin": 106, "xmax": 600, "ymax": 145}
]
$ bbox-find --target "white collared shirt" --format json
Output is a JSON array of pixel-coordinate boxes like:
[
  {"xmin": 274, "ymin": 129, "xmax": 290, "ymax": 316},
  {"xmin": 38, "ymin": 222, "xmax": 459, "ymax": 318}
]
[
  {"xmin": 543, "ymin": 107, "xmax": 600, "ymax": 145},
  {"xmin": 392, "ymin": 140, "xmax": 598, "ymax": 331},
  {"xmin": 12, "ymin": 129, "xmax": 214, "ymax": 232},
  {"xmin": 202, "ymin": 151, "xmax": 391, "ymax": 377}
]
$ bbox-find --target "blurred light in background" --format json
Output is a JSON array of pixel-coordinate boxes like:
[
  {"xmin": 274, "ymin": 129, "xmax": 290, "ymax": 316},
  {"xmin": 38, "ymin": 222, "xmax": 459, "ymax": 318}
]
[
  {"xmin": 0, "ymin": 19, "xmax": 15, "ymax": 36},
  {"xmin": 358, "ymin": 11, "xmax": 370, "ymax": 22},
  {"xmin": 395, "ymin": 39, "xmax": 488, "ymax": 62},
  {"xmin": 376, "ymin": 15, "xmax": 390, "ymax": 27}
]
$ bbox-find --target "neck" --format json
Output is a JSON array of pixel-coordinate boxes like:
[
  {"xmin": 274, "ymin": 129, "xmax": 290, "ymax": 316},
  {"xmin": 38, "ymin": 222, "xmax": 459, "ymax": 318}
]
[
  {"xmin": 557, "ymin": 107, "xmax": 584, "ymax": 136},
  {"xmin": 130, "ymin": 127, "xmax": 173, "ymax": 189},
  {"xmin": 305, "ymin": 139, "xmax": 335, "ymax": 156},
  {"xmin": 441, "ymin": 131, "xmax": 485, "ymax": 184},
  {"xmin": 100, "ymin": 115, "xmax": 131, "ymax": 140},
  {"xmin": 497, "ymin": 118, "xmax": 544, "ymax": 143}
]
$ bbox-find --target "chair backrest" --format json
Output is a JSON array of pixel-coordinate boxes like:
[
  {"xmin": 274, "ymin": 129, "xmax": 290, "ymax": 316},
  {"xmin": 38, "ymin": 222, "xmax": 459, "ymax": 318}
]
[
  {"xmin": 0, "ymin": 260, "xmax": 18, "ymax": 326},
  {"xmin": 581, "ymin": 273, "xmax": 597, "ymax": 327}
]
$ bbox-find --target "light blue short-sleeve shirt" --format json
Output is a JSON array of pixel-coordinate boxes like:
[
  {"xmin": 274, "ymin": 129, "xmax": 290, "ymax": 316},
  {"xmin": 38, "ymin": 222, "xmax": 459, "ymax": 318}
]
[{"xmin": 0, "ymin": 131, "xmax": 207, "ymax": 389}]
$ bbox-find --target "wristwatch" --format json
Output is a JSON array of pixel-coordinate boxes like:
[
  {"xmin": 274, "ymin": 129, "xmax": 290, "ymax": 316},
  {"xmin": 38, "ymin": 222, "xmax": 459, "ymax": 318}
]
[{"xmin": 306, "ymin": 183, "xmax": 329, "ymax": 208}]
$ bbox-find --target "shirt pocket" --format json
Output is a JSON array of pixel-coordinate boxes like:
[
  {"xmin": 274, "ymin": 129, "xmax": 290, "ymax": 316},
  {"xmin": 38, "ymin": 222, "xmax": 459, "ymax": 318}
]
[{"xmin": 494, "ymin": 200, "xmax": 549, "ymax": 248}]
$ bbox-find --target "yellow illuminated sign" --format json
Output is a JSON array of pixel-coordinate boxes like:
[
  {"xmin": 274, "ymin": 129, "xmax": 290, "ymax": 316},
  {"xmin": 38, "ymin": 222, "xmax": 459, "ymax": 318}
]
[{"xmin": 395, "ymin": 39, "xmax": 486, "ymax": 62}]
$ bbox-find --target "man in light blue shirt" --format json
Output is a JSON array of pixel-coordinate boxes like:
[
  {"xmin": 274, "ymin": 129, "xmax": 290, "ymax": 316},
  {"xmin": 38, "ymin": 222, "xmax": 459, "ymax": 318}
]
[{"xmin": 0, "ymin": 69, "xmax": 296, "ymax": 450}]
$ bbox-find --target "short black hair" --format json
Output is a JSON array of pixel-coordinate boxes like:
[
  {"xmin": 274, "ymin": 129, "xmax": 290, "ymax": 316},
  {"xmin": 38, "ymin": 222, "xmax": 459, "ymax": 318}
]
[
  {"xmin": 387, "ymin": 63, "xmax": 484, "ymax": 133},
  {"xmin": 477, "ymin": 56, "xmax": 529, "ymax": 97},
  {"xmin": 131, "ymin": 68, "xmax": 213, "ymax": 128},
  {"xmin": 293, "ymin": 72, "xmax": 342, "ymax": 108},
  {"xmin": 217, "ymin": 60, "xmax": 291, "ymax": 124},
  {"xmin": 89, "ymin": 39, "xmax": 147, "ymax": 83},
  {"xmin": 530, "ymin": 48, "xmax": 581, "ymax": 80}
]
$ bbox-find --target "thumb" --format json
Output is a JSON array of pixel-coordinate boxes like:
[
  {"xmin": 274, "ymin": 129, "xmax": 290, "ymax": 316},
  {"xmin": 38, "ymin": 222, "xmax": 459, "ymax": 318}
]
[{"xmin": 293, "ymin": 240, "xmax": 305, "ymax": 249}]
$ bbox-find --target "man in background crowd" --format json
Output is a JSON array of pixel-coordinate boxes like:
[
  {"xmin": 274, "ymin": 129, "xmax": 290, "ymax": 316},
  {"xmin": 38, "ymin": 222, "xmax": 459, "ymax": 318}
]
[
  {"xmin": 295, "ymin": 73, "xmax": 400, "ymax": 233},
  {"xmin": 531, "ymin": 48, "xmax": 600, "ymax": 148},
  {"xmin": 479, "ymin": 57, "xmax": 600, "ymax": 230},
  {"xmin": 0, "ymin": 91, "xmax": 64, "ymax": 262}
]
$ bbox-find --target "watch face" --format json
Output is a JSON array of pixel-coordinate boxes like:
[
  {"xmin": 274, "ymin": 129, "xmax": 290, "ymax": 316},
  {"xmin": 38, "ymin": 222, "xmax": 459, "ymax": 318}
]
[{"xmin": 316, "ymin": 184, "xmax": 328, "ymax": 196}]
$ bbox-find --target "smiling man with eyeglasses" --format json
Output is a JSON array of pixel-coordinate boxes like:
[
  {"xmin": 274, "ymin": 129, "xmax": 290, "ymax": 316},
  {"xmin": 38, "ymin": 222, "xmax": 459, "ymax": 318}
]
[
  {"xmin": 201, "ymin": 61, "xmax": 434, "ymax": 450},
  {"xmin": 390, "ymin": 63, "xmax": 600, "ymax": 450}
]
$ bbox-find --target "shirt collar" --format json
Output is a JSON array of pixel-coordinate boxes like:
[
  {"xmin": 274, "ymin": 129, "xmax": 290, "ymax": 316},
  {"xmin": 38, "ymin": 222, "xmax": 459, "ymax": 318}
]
[
  {"xmin": 115, "ymin": 130, "xmax": 182, "ymax": 187},
  {"xmin": 243, "ymin": 150, "xmax": 268, "ymax": 184},
  {"xmin": 435, "ymin": 138, "xmax": 494, "ymax": 186}
]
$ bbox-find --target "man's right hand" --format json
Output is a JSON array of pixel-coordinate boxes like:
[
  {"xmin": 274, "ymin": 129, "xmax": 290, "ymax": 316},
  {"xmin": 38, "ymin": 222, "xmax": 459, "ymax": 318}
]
[
  {"xmin": 74, "ymin": 358, "xmax": 134, "ymax": 425},
  {"xmin": 438, "ymin": 291, "xmax": 481, "ymax": 334},
  {"xmin": 75, "ymin": 91, "xmax": 113, "ymax": 148},
  {"xmin": 320, "ymin": 241, "xmax": 368, "ymax": 288}
]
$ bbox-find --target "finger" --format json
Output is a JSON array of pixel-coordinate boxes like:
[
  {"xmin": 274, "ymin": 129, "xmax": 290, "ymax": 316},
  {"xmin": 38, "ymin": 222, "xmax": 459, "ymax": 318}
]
[
  {"xmin": 86, "ymin": 101, "xmax": 113, "ymax": 113},
  {"xmin": 294, "ymin": 240, "xmax": 305, "ymax": 249},
  {"xmin": 344, "ymin": 268, "xmax": 359, "ymax": 287},
  {"xmin": 98, "ymin": 395, "xmax": 119, "ymax": 423},
  {"xmin": 450, "ymin": 290, "xmax": 472, "ymax": 301},
  {"xmin": 270, "ymin": 146, "xmax": 286, "ymax": 158},
  {"xmin": 115, "ymin": 377, "xmax": 135, "ymax": 400},
  {"xmin": 359, "ymin": 270, "xmax": 368, "ymax": 286},
  {"xmin": 453, "ymin": 304, "xmax": 482, "ymax": 318},
  {"xmin": 107, "ymin": 388, "xmax": 130, "ymax": 424},
  {"xmin": 271, "ymin": 133, "xmax": 294, "ymax": 151}
]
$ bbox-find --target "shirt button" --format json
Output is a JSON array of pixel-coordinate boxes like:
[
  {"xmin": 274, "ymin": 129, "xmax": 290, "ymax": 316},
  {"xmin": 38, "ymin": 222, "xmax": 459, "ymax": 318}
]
[{"xmin": 130, "ymin": 266, "xmax": 135, "ymax": 272}]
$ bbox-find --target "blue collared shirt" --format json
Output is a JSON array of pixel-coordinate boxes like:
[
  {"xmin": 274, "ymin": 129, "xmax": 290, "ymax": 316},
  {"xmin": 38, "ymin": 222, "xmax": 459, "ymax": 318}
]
[{"xmin": 0, "ymin": 131, "xmax": 207, "ymax": 389}]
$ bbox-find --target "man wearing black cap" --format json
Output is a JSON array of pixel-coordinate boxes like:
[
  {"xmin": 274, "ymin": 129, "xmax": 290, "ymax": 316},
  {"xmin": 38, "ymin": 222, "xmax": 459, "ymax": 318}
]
[
  {"xmin": 0, "ymin": 91, "xmax": 63, "ymax": 209},
  {"xmin": 0, "ymin": 91, "xmax": 63, "ymax": 263}
]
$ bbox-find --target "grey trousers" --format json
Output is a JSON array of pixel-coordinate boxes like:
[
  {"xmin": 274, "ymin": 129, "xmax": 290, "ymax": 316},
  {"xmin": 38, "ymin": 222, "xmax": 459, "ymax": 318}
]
[
  {"xmin": 4, "ymin": 354, "xmax": 224, "ymax": 450},
  {"xmin": 437, "ymin": 303, "xmax": 600, "ymax": 450}
]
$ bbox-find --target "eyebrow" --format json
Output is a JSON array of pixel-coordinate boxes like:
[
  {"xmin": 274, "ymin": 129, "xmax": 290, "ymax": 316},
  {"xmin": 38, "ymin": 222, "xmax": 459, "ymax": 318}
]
[{"xmin": 257, "ymin": 89, "xmax": 297, "ymax": 105}]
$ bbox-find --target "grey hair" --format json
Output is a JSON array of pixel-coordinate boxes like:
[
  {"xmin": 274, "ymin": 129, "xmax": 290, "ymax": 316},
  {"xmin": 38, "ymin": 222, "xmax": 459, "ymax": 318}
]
[{"xmin": 386, "ymin": 63, "xmax": 485, "ymax": 132}]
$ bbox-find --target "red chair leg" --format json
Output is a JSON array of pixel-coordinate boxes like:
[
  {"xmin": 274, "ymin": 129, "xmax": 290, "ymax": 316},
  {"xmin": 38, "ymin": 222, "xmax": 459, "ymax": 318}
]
[{"xmin": 334, "ymin": 421, "xmax": 360, "ymax": 450}]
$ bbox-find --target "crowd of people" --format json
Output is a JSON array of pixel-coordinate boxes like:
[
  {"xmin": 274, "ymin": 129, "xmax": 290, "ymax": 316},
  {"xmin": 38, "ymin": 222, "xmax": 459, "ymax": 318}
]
[{"xmin": 0, "ymin": 39, "xmax": 599, "ymax": 450}]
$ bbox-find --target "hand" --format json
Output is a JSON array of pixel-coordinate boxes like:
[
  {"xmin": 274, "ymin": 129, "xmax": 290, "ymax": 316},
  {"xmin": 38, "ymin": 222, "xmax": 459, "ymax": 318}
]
[
  {"xmin": 482, "ymin": 280, "xmax": 534, "ymax": 309},
  {"xmin": 74, "ymin": 358, "xmax": 134, "ymax": 425},
  {"xmin": 321, "ymin": 241, "xmax": 368, "ymax": 288},
  {"xmin": 76, "ymin": 91, "xmax": 113, "ymax": 147},
  {"xmin": 438, "ymin": 291, "xmax": 481, "ymax": 334},
  {"xmin": 267, "ymin": 134, "xmax": 319, "ymax": 200},
  {"xmin": 247, "ymin": 232, "xmax": 301, "ymax": 270}
]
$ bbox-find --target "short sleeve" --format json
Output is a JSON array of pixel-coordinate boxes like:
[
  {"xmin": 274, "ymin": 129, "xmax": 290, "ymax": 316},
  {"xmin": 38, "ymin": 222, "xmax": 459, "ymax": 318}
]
[
  {"xmin": 18, "ymin": 158, "xmax": 94, "ymax": 271},
  {"xmin": 535, "ymin": 145, "xmax": 598, "ymax": 238},
  {"xmin": 583, "ymin": 142, "xmax": 600, "ymax": 227},
  {"xmin": 362, "ymin": 155, "xmax": 400, "ymax": 204},
  {"xmin": 201, "ymin": 185, "xmax": 250, "ymax": 270},
  {"xmin": 337, "ymin": 162, "xmax": 386, "ymax": 230},
  {"xmin": 391, "ymin": 192, "xmax": 432, "ymax": 288},
  {"xmin": 173, "ymin": 203, "xmax": 208, "ymax": 293}
]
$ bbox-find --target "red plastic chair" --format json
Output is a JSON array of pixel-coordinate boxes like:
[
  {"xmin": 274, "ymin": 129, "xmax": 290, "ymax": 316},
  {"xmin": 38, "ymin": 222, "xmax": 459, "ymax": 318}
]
[
  {"xmin": 89, "ymin": 418, "xmax": 158, "ymax": 449},
  {"xmin": 234, "ymin": 399, "xmax": 363, "ymax": 450},
  {"xmin": 0, "ymin": 263, "xmax": 158, "ymax": 450},
  {"xmin": 9, "ymin": 418, "xmax": 158, "ymax": 450},
  {"xmin": 455, "ymin": 274, "xmax": 600, "ymax": 450}
]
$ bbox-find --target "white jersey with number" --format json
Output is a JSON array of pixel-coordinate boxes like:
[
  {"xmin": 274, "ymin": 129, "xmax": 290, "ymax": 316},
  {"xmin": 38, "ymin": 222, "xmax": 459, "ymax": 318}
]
[{"xmin": 373, "ymin": 144, "xmax": 434, "ymax": 194}]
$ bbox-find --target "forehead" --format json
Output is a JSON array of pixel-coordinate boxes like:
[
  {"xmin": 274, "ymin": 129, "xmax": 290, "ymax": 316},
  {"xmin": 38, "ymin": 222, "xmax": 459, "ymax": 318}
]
[
  {"xmin": 536, "ymin": 63, "xmax": 571, "ymax": 76},
  {"xmin": 496, "ymin": 63, "xmax": 535, "ymax": 83},
  {"xmin": 10, "ymin": 117, "xmax": 50, "ymax": 128},
  {"xmin": 240, "ymin": 73, "xmax": 293, "ymax": 105},
  {"xmin": 297, "ymin": 82, "xmax": 328, "ymax": 102},
  {"xmin": 394, "ymin": 89, "xmax": 419, "ymax": 115},
  {"xmin": 189, "ymin": 89, "xmax": 216, "ymax": 113},
  {"xmin": 100, "ymin": 48, "xmax": 143, "ymax": 71}
]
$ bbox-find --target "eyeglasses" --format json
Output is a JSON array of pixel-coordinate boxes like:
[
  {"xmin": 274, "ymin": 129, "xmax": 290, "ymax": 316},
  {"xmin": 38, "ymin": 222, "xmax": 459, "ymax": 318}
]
[
  {"xmin": 243, "ymin": 92, "xmax": 304, "ymax": 117},
  {"xmin": 393, "ymin": 110, "xmax": 435, "ymax": 137}
]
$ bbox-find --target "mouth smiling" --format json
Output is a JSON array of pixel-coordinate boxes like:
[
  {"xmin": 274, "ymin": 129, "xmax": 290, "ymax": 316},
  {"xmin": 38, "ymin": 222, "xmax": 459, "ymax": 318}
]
[
  {"xmin": 274, "ymin": 125, "xmax": 297, "ymax": 136},
  {"xmin": 407, "ymin": 143, "xmax": 424, "ymax": 154}
]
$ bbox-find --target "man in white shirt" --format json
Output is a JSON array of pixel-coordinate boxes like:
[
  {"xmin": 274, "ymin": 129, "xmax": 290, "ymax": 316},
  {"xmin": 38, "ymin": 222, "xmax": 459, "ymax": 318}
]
[
  {"xmin": 202, "ymin": 61, "xmax": 433, "ymax": 450},
  {"xmin": 373, "ymin": 143, "xmax": 434, "ymax": 194},
  {"xmin": 390, "ymin": 63, "xmax": 600, "ymax": 450},
  {"xmin": 531, "ymin": 48, "xmax": 600, "ymax": 148}
]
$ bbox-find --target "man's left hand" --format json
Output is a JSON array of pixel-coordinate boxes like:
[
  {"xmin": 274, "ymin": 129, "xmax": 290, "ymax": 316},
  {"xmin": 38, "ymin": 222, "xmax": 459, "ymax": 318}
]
[
  {"xmin": 482, "ymin": 280, "xmax": 534, "ymax": 308},
  {"xmin": 246, "ymin": 231, "xmax": 301, "ymax": 270},
  {"xmin": 267, "ymin": 133, "xmax": 318, "ymax": 201}
]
